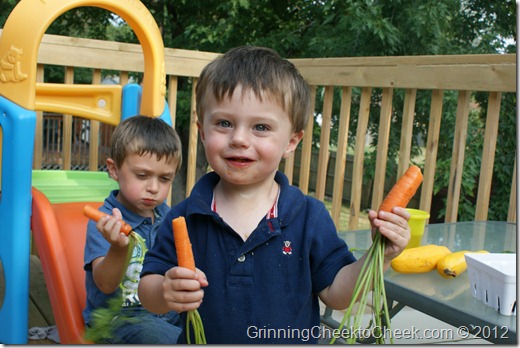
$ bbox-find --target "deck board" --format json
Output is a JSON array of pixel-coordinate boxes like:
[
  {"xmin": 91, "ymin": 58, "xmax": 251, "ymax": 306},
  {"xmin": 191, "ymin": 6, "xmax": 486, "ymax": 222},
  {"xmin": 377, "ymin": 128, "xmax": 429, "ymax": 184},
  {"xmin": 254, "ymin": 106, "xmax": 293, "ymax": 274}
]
[
  {"xmin": 30, "ymin": 255, "xmax": 55, "ymax": 325},
  {"xmin": 0, "ymin": 255, "xmax": 57, "ymax": 344},
  {"xmin": 29, "ymin": 255, "xmax": 57, "ymax": 344}
]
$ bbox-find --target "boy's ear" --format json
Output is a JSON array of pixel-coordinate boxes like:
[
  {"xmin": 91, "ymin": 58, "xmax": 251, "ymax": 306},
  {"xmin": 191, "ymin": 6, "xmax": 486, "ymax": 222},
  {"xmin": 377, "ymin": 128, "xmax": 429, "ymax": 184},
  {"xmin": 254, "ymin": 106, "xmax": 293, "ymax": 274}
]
[
  {"xmin": 197, "ymin": 121, "xmax": 205, "ymax": 142},
  {"xmin": 283, "ymin": 130, "xmax": 304, "ymax": 158},
  {"xmin": 106, "ymin": 158, "xmax": 119, "ymax": 180}
]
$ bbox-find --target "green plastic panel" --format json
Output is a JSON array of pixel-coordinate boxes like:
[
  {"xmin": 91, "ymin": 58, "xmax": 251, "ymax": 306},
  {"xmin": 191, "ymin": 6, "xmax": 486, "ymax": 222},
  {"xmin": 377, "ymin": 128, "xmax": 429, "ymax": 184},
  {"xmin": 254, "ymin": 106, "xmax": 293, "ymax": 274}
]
[{"xmin": 32, "ymin": 170, "xmax": 118, "ymax": 203}]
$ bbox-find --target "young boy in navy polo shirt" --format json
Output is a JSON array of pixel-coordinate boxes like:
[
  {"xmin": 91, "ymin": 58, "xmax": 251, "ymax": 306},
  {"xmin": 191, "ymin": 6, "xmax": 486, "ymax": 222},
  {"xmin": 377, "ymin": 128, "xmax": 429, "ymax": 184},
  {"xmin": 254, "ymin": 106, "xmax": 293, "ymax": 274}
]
[
  {"xmin": 138, "ymin": 46, "xmax": 411, "ymax": 344},
  {"xmin": 83, "ymin": 115, "xmax": 184, "ymax": 343}
]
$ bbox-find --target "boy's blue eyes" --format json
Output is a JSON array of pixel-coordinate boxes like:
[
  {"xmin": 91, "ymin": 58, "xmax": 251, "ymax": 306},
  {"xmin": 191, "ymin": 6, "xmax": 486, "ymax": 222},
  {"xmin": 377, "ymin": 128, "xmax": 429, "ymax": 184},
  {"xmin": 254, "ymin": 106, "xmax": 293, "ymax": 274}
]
[
  {"xmin": 218, "ymin": 120, "xmax": 232, "ymax": 128},
  {"xmin": 216, "ymin": 120, "xmax": 270, "ymax": 131}
]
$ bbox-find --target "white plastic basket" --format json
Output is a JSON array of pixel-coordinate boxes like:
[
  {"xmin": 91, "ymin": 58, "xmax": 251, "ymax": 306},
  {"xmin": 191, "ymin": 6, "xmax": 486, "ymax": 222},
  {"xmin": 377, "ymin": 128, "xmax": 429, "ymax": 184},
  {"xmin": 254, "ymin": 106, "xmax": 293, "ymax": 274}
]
[{"xmin": 465, "ymin": 253, "xmax": 516, "ymax": 316}]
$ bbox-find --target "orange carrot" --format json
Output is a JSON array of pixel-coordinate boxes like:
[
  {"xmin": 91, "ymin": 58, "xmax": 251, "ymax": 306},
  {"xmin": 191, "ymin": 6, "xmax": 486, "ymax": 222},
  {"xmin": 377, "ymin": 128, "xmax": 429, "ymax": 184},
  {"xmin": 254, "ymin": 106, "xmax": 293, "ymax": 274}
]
[
  {"xmin": 172, "ymin": 216, "xmax": 196, "ymax": 272},
  {"xmin": 172, "ymin": 216, "xmax": 206, "ymax": 344},
  {"xmin": 378, "ymin": 165, "xmax": 423, "ymax": 213},
  {"xmin": 83, "ymin": 204, "xmax": 133, "ymax": 236}
]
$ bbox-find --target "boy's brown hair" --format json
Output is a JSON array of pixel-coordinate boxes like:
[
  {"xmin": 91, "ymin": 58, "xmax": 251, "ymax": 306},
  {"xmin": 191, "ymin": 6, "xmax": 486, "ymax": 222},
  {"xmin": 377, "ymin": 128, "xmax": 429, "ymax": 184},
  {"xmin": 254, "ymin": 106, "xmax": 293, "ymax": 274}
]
[
  {"xmin": 110, "ymin": 115, "xmax": 182, "ymax": 171},
  {"xmin": 195, "ymin": 46, "xmax": 311, "ymax": 133}
]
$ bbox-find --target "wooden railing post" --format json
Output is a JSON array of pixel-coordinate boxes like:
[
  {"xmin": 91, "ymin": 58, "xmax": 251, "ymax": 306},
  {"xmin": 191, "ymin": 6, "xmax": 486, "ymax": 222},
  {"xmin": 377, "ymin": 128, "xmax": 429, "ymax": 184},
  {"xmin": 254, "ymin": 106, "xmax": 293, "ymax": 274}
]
[
  {"xmin": 88, "ymin": 69, "xmax": 102, "ymax": 171},
  {"xmin": 330, "ymin": 87, "xmax": 352, "ymax": 227},
  {"xmin": 475, "ymin": 92, "xmax": 501, "ymax": 221},
  {"xmin": 397, "ymin": 88, "xmax": 417, "ymax": 178},
  {"xmin": 420, "ymin": 90, "xmax": 444, "ymax": 213},
  {"xmin": 371, "ymin": 88, "xmax": 394, "ymax": 210},
  {"xmin": 33, "ymin": 65, "xmax": 45, "ymax": 169},
  {"xmin": 508, "ymin": 156, "xmax": 517, "ymax": 223},
  {"xmin": 62, "ymin": 67, "xmax": 74, "ymax": 170},
  {"xmin": 349, "ymin": 87, "xmax": 372, "ymax": 230},
  {"xmin": 445, "ymin": 90, "xmax": 471, "ymax": 223},
  {"xmin": 298, "ymin": 86, "xmax": 316, "ymax": 195},
  {"xmin": 186, "ymin": 79, "xmax": 199, "ymax": 197},
  {"xmin": 315, "ymin": 86, "xmax": 334, "ymax": 201}
]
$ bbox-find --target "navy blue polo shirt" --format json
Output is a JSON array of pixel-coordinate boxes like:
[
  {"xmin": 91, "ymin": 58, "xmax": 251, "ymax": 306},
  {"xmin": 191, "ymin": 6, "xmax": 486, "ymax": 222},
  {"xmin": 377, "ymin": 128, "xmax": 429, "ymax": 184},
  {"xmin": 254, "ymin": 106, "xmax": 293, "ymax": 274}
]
[{"xmin": 141, "ymin": 171, "xmax": 356, "ymax": 344}]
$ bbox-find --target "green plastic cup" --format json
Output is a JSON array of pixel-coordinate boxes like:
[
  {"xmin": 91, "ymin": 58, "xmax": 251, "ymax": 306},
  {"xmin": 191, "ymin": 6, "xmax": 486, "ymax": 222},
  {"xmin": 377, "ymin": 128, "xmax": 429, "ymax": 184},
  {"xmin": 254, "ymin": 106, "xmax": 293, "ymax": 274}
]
[{"xmin": 405, "ymin": 208, "xmax": 430, "ymax": 249}]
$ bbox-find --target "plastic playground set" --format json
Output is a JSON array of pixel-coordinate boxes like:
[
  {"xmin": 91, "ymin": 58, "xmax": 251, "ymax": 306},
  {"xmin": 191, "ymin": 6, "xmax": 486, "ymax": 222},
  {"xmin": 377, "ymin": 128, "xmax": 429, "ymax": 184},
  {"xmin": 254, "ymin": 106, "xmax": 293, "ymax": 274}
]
[{"xmin": 0, "ymin": 0, "xmax": 173, "ymax": 343}]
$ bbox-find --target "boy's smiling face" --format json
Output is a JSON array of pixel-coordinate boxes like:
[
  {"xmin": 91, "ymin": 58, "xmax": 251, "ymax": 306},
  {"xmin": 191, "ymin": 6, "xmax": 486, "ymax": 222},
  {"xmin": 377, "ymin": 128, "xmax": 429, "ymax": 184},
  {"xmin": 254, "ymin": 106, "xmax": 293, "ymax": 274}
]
[{"xmin": 198, "ymin": 85, "xmax": 303, "ymax": 187}]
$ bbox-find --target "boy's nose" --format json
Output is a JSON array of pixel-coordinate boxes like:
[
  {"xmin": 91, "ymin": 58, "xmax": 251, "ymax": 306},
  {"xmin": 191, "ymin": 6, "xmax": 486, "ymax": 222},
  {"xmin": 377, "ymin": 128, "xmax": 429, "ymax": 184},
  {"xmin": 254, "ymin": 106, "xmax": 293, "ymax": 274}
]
[
  {"xmin": 230, "ymin": 127, "xmax": 249, "ymax": 148},
  {"xmin": 147, "ymin": 179, "xmax": 159, "ymax": 193}
]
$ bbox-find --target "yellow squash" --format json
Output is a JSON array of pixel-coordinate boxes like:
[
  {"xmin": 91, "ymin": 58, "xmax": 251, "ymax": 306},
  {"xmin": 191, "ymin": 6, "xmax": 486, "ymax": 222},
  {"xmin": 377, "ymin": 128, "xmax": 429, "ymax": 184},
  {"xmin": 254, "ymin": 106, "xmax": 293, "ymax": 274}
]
[
  {"xmin": 391, "ymin": 245, "xmax": 451, "ymax": 274},
  {"xmin": 436, "ymin": 250, "xmax": 489, "ymax": 279}
]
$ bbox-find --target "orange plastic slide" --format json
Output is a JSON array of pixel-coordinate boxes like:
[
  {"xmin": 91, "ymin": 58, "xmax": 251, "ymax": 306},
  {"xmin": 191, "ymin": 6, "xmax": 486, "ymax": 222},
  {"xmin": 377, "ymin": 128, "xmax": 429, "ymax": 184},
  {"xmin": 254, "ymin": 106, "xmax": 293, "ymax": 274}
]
[{"xmin": 31, "ymin": 187, "xmax": 100, "ymax": 344}]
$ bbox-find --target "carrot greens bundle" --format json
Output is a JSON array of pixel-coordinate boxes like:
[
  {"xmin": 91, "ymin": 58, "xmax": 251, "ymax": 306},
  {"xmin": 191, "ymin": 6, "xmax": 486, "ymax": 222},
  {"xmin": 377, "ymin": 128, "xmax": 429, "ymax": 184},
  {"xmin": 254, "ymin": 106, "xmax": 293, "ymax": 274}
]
[
  {"xmin": 173, "ymin": 216, "xmax": 207, "ymax": 344},
  {"xmin": 330, "ymin": 165, "xmax": 423, "ymax": 344}
]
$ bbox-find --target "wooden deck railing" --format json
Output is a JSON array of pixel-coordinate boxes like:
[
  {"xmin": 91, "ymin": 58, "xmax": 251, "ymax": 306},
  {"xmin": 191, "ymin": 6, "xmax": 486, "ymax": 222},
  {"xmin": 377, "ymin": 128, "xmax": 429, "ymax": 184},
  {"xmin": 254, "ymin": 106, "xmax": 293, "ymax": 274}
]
[{"xmin": 22, "ymin": 32, "xmax": 517, "ymax": 227}]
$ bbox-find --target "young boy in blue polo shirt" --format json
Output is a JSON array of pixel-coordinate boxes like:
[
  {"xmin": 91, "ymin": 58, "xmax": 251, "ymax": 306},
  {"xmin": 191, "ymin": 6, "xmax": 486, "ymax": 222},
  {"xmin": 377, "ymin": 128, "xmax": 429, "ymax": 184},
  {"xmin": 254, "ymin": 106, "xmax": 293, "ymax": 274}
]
[
  {"xmin": 83, "ymin": 115, "xmax": 184, "ymax": 343},
  {"xmin": 138, "ymin": 46, "xmax": 411, "ymax": 344}
]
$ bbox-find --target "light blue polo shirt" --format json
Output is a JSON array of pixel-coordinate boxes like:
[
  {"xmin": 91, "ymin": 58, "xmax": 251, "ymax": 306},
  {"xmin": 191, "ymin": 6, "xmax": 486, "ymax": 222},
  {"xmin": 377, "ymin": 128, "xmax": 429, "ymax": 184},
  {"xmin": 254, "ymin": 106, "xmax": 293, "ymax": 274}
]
[{"xmin": 83, "ymin": 190, "xmax": 169, "ymax": 325}]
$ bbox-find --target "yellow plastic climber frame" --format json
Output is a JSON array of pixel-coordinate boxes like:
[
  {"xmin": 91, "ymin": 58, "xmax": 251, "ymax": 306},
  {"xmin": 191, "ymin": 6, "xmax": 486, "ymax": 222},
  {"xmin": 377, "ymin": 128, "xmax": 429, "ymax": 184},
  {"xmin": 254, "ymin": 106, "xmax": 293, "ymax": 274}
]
[{"xmin": 0, "ymin": 0, "xmax": 166, "ymax": 123}]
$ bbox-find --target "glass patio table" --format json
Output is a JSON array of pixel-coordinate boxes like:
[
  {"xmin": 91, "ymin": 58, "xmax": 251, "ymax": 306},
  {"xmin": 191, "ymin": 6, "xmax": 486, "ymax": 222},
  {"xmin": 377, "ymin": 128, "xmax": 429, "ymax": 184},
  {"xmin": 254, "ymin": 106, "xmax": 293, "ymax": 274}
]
[{"xmin": 322, "ymin": 221, "xmax": 517, "ymax": 344}]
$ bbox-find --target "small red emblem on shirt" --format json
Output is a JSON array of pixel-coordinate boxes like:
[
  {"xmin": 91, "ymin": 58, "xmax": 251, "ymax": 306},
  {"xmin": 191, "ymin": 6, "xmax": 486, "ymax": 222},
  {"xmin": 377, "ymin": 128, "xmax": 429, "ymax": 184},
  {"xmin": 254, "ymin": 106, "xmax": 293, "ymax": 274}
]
[{"xmin": 282, "ymin": 241, "xmax": 292, "ymax": 255}]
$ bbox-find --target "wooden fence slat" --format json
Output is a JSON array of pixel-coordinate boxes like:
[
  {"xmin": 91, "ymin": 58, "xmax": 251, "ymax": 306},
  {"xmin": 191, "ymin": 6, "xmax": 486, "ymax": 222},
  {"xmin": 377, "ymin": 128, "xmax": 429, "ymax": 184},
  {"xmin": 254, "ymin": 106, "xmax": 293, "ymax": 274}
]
[
  {"xmin": 397, "ymin": 89, "xmax": 417, "ymax": 178},
  {"xmin": 33, "ymin": 65, "xmax": 44, "ymax": 169},
  {"xmin": 284, "ymin": 152, "xmax": 295, "ymax": 185},
  {"xmin": 475, "ymin": 92, "xmax": 502, "ymax": 221},
  {"xmin": 315, "ymin": 86, "xmax": 334, "ymax": 201},
  {"xmin": 371, "ymin": 88, "xmax": 394, "ymax": 210},
  {"xmin": 298, "ymin": 86, "xmax": 316, "ymax": 194},
  {"xmin": 186, "ymin": 79, "xmax": 199, "ymax": 197},
  {"xmin": 445, "ymin": 90, "xmax": 471, "ymax": 223},
  {"xmin": 420, "ymin": 90, "xmax": 444, "ymax": 213},
  {"xmin": 88, "ymin": 69, "xmax": 102, "ymax": 172},
  {"xmin": 62, "ymin": 67, "xmax": 74, "ymax": 170},
  {"xmin": 508, "ymin": 156, "xmax": 517, "ymax": 223},
  {"xmin": 168, "ymin": 76, "xmax": 179, "ymax": 128},
  {"xmin": 331, "ymin": 87, "xmax": 352, "ymax": 227},
  {"xmin": 165, "ymin": 76, "xmax": 180, "ymax": 206},
  {"xmin": 119, "ymin": 71, "xmax": 129, "ymax": 86},
  {"xmin": 349, "ymin": 87, "xmax": 372, "ymax": 230}
]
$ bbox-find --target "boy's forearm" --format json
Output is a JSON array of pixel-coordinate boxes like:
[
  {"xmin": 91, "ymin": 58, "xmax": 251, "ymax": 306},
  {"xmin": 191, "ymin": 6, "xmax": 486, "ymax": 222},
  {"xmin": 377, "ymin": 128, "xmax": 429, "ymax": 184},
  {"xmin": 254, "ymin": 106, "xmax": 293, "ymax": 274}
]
[
  {"xmin": 138, "ymin": 274, "xmax": 171, "ymax": 314},
  {"xmin": 319, "ymin": 253, "xmax": 369, "ymax": 310},
  {"xmin": 92, "ymin": 245, "xmax": 128, "ymax": 294}
]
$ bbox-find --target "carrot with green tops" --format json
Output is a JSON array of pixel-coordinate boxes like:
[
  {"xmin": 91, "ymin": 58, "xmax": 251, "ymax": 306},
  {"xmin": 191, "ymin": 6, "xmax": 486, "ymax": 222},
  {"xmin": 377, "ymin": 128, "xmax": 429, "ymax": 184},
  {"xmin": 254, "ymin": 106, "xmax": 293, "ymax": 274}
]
[
  {"xmin": 83, "ymin": 204, "xmax": 133, "ymax": 236},
  {"xmin": 331, "ymin": 165, "xmax": 423, "ymax": 344},
  {"xmin": 172, "ymin": 216, "xmax": 206, "ymax": 344}
]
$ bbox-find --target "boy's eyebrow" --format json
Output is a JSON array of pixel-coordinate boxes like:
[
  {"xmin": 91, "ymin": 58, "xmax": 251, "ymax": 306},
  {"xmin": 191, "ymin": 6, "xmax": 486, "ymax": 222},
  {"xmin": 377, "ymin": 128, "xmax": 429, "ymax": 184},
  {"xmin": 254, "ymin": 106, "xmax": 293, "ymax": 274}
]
[{"xmin": 130, "ymin": 160, "xmax": 177, "ymax": 172}]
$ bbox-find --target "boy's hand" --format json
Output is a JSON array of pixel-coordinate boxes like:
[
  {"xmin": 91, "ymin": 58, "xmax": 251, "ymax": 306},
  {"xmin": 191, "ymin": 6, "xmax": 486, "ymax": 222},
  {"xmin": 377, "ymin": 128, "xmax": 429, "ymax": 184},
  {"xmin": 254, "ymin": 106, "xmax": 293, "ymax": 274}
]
[
  {"xmin": 162, "ymin": 266, "xmax": 208, "ymax": 313},
  {"xmin": 368, "ymin": 207, "xmax": 411, "ymax": 263},
  {"xmin": 95, "ymin": 208, "xmax": 130, "ymax": 248}
]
